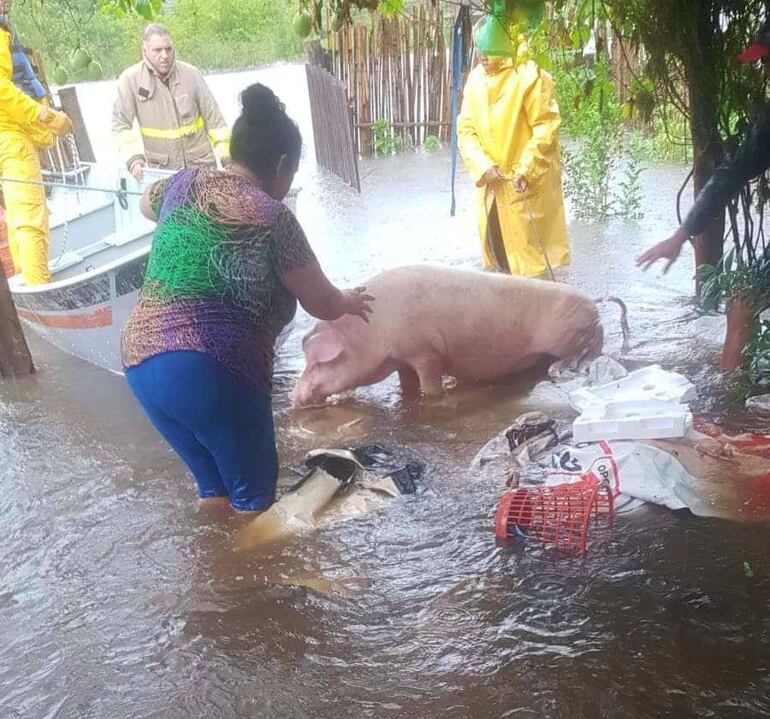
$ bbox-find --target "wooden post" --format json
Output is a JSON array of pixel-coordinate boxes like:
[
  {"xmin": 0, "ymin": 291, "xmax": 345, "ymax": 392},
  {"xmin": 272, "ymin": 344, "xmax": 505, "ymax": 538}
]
[
  {"xmin": 358, "ymin": 25, "xmax": 372, "ymax": 156},
  {"xmin": 721, "ymin": 296, "xmax": 757, "ymax": 371},
  {"xmin": 438, "ymin": 4, "xmax": 451, "ymax": 144},
  {"xmin": 415, "ymin": 6, "xmax": 423, "ymax": 146},
  {"xmin": 304, "ymin": 40, "xmax": 332, "ymax": 71},
  {"xmin": 0, "ymin": 271, "xmax": 34, "ymax": 378},
  {"xmin": 58, "ymin": 86, "xmax": 96, "ymax": 163},
  {"xmin": 404, "ymin": 20, "xmax": 414, "ymax": 146}
]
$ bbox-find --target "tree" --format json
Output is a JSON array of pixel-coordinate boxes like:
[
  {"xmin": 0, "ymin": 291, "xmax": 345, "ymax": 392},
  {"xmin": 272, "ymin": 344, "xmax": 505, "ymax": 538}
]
[
  {"xmin": 600, "ymin": 1, "xmax": 766, "ymax": 273},
  {"xmin": 465, "ymin": 1, "xmax": 767, "ymax": 278},
  {"xmin": 294, "ymin": 0, "xmax": 406, "ymax": 35},
  {"xmin": 31, "ymin": 0, "xmax": 770, "ymax": 270},
  {"xmin": 548, "ymin": 1, "xmax": 770, "ymax": 371},
  {"xmin": 100, "ymin": 0, "xmax": 162, "ymax": 18},
  {"xmin": 15, "ymin": 0, "xmax": 300, "ymax": 79},
  {"xmin": 470, "ymin": 0, "xmax": 769, "ymax": 371}
]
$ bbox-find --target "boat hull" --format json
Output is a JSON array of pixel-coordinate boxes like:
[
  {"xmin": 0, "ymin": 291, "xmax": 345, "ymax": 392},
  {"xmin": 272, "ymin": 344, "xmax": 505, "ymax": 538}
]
[
  {"xmin": 12, "ymin": 250, "xmax": 148, "ymax": 373},
  {"xmin": 7, "ymin": 169, "xmax": 299, "ymax": 374}
]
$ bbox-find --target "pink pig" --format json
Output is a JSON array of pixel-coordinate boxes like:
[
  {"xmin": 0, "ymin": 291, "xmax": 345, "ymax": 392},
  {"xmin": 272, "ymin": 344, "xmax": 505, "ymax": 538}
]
[{"xmin": 292, "ymin": 265, "xmax": 605, "ymax": 407}]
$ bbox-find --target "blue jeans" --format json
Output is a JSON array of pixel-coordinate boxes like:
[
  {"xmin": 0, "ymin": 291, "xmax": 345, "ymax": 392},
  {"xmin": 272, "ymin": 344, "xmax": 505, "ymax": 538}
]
[{"xmin": 126, "ymin": 351, "xmax": 277, "ymax": 511}]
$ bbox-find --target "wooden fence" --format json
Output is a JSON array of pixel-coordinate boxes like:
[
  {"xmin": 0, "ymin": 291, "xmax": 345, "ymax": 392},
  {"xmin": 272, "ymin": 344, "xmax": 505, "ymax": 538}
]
[
  {"xmin": 305, "ymin": 63, "xmax": 361, "ymax": 191},
  {"xmin": 326, "ymin": 2, "xmax": 452, "ymax": 155}
]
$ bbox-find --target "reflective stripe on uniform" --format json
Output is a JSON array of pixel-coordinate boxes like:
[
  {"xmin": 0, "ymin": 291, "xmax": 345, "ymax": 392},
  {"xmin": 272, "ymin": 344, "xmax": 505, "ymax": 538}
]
[
  {"xmin": 208, "ymin": 125, "xmax": 231, "ymax": 157},
  {"xmin": 114, "ymin": 128, "xmax": 144, "ymax": 164},
  {"xmin": 140, "ymin": 115, "xmax": 205, "ymax": 140},
  {"xmin": 115, "ymin": 128, "xmax": 142, "ymax": 152}
]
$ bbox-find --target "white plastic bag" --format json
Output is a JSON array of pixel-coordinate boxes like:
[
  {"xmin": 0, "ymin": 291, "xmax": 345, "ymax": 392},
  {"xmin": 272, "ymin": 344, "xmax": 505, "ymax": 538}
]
[{"xmin": 545, "ymin": 440, "xmax": 693, "ymax": 512}]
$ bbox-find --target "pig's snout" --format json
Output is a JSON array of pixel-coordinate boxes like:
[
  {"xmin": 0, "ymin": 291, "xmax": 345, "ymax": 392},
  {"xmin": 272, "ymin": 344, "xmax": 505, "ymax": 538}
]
[
  {"xmin": 291, "ymin": 372, "xmax": 326, "ymax": 409},
  {"xmin": 289, "ymin": 382, "xmax": 301, "ymax": 408},
  {"xmin": 290, "ymin": 380, "xmax": 310, "ymax": 409}
]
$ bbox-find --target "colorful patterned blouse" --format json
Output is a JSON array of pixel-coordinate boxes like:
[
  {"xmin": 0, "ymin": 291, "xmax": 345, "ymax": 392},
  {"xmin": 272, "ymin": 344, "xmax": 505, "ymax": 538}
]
[{"xmin": 121, "ymin": 168, "xmax": 315, "ymax": 394}]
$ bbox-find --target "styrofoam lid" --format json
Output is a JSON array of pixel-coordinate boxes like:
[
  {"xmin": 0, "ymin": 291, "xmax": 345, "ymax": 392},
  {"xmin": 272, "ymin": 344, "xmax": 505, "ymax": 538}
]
[{"xmin": 569, "ymin": 365, "xmax": 696, "ymax": 412}]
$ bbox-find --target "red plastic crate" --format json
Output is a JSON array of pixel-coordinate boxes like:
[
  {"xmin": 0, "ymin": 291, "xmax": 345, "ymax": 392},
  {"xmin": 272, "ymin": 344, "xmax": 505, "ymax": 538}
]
[{"xmin": 495, "ymin": 479, "xmax": 614, "ymax": 554}]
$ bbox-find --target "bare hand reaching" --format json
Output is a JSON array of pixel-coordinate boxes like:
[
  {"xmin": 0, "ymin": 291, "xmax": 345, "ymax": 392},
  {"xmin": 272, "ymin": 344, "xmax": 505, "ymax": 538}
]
[
  {"xmin": 130, "ymin": 159, "xmax": 146, "ymax": 183},
  {"xmin": 341, "ymin": 286, "xmax": 375, "ymax": 322},
  {"xmin": 636, "ymin": 227, "xmax": 689, "ymax": 274}
]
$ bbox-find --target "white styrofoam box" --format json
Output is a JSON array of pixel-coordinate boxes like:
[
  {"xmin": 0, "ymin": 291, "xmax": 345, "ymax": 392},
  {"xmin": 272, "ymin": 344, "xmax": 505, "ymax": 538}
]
[
  {"xmin": 569, "ymin": 365, "xmax": 697, "ymax": 413},
  {"xmin": 572, "ymin": 399, "xmax": 692, "ymax": 443}
]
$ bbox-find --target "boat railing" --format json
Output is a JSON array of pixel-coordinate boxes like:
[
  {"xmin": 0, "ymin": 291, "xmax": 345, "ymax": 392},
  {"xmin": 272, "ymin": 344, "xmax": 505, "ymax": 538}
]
[{"xmin": 109, "ymin": 168, "xmax": 172, "ymax": 247}]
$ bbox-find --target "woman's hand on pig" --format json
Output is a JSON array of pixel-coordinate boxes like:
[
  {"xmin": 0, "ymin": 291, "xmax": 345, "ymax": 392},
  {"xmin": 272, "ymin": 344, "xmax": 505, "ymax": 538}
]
[
  {"xmin": 282, "ymin": 261, "xmax": 373, "ymax": 322},
  {"xmin": 341, "ymin": 286, "xmax": 375, "ymax": 322}
]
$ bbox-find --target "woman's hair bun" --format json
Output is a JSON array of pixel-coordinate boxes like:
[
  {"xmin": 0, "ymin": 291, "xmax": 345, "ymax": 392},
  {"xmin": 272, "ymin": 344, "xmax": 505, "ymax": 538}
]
[
  {"xmin": 241, "ymin": 83, "xmax": 285, "ymax": 124},
  {"xmin": 231, "ymin": 82, "xmax": 302, "ymax": 178}
]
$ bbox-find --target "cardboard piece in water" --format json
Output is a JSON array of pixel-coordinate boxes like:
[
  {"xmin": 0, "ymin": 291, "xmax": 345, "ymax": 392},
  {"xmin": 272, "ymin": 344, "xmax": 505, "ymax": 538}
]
[{"xmin": 234, "ymin": 447, "xmax": 422, "ymax": 550}]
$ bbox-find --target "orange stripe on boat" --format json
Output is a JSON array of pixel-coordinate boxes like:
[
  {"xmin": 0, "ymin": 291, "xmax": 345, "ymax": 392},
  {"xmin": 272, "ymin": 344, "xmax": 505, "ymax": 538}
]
[{"xmin": 17, "ymin": 307, "xmax": 113, "ymax": 329}]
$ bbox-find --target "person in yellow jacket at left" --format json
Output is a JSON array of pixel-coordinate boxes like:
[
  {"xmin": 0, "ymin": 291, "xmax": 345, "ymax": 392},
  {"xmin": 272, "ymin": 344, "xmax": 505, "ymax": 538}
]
[
  {"xmin": 457, "ymin": 14, "xmax": 570, "ymax": 278},
  {"xmin": 0, "ymin": 0, "xmax": 72, "ymax": 286}
]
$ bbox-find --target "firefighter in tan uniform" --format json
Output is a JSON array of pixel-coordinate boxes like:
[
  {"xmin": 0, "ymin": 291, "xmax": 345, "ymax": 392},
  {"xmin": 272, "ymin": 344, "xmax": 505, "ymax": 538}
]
[{"xmin": 112, "ymin": 24, "xmax": 231, "ymax": 182}]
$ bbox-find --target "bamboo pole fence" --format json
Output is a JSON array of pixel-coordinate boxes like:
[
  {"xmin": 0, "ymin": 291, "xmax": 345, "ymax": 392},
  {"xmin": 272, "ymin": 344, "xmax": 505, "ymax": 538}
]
[
  {"xmin": 305, "ymin": 62, "xmax": 361, "ymax": 190},
  {"xmin": 327, "ymin": 2, "xmax": 453, "ymax": 156}
]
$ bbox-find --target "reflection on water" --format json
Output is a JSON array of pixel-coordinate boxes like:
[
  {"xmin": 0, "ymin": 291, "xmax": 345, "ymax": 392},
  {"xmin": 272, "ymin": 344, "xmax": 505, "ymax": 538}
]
[{"xmin": 0, "ymin": 65, "xmax": 768, "ymax": 718}]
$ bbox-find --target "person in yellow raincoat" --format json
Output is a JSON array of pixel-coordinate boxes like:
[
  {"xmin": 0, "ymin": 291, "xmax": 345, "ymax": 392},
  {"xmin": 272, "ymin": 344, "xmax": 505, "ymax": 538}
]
[
  {"xmin": 0, "ymin": 0, "xmax": 72, "ymax": 285},
  {"xmin": 457, "ymin": 16, "xmax": 569, "ymax": 278}
]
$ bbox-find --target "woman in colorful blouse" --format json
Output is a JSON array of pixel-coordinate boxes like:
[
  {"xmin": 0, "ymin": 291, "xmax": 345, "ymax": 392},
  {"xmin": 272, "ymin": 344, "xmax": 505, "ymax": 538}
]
[{"xmin": 121, "ymin": 83, "xmax": 373, "ymax": 513}]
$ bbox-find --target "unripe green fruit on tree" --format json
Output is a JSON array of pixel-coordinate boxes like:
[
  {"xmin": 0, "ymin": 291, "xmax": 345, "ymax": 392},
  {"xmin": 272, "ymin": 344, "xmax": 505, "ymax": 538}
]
[
  {"xmin": 70, "ymin": 47, "xmax": 91, "ymax": 71},
  {"xmin": 293, "ymin": 12, "xmax": 312, "ymax": 39},
  {"xmin": 52, "ymin": 66, "xmax": 69, "ymax": 85}
]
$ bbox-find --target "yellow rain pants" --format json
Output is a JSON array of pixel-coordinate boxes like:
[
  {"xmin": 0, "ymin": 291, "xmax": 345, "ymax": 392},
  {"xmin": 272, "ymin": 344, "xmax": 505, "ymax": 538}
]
[
  {"xmin": 457, "ymin": 59, "xmax": 570, "ymax": 278},
  {"xmin": 0, "ymin": 26, "xmax": 52, "ymax": 286},
  {"xmin": 0, "ymin": 133, "xmax": 50, "ymax": 285}
]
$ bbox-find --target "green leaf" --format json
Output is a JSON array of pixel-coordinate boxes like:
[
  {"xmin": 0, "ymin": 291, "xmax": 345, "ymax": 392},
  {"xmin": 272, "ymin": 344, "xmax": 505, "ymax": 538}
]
[
  {"xmin": 569, "ymin": 27, "xmax": 584, "ymax": 49},
  {"xmin": 101, "ymin": 0, "xmax": 127, "ymax": 19},
  {"xmin": 524, "ymin": 3, "xmax": 545, "ymax": 29},
  {"xmin": 136, "ymin": 0, "xmax": 155, "ymax": 20},
  {"xmin": 379, "ymin": 0, "xmax": 405, "ymax": 18},
  {"xmin": 698, "ymin": 270, "xmax": 721, "ymax": 311},
  {"xmin": 743, "ymin": 561, "xmax": 754, "ymax": 578},
  {"xmin": 534, "ymin": 51, "xmax": 552, "ymax": 71},
  {"xmin": 722, "ymin": 247, "xmax": 736, "ymax": 272},
  {"xmin": 696, "ymin": 263, "xmax": 718, "ymax": 282}
]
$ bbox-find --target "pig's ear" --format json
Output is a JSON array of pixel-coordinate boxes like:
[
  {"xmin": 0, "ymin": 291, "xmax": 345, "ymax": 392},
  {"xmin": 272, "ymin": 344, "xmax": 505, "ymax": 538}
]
[{"xmin": 304, "ymin": 331, "xmax": 345, "ymax": 364}]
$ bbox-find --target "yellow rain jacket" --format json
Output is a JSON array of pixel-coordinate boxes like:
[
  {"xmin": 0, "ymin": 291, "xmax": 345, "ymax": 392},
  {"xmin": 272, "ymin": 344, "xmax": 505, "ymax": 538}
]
[
  {"xmin": 457, "ymin": 58, "xmax": 570, "ymax": 277},
  {"xmin": 0, "ymin": 25, "xmax": 52, "ymax": 285},
  {"xmin": 112, "ymin": 59, "xmax": 231, "ymax": 171}
]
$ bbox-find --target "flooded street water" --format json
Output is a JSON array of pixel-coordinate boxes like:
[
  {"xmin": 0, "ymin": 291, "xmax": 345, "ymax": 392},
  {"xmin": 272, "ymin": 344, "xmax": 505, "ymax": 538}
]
[{"xmin": 1, "ymin": 65, "xmax": 769, "ymax": 718}]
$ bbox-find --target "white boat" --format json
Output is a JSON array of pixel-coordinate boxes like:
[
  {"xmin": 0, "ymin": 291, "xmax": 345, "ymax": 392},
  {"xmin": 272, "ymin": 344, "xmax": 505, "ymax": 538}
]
[{"xmin": 8, "ymin": 165, "xmax": 297, "ymax": 373}]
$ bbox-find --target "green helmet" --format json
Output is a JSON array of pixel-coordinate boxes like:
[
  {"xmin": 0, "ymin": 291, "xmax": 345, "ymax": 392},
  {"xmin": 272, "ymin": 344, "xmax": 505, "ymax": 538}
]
[{"xmin": 475, "ymin": 1, "xmax": 515, "ymax": 58}]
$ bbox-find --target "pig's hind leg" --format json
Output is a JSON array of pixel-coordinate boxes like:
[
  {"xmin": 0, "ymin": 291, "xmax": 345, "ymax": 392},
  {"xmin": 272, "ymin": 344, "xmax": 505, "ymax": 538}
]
[
  {"xmin": 398, "ymin": 366, "xmax": 421, "ymax": 399},
  {"xmin": 413, "ymin": 357, "xmax": 444, "ymax": 397}
]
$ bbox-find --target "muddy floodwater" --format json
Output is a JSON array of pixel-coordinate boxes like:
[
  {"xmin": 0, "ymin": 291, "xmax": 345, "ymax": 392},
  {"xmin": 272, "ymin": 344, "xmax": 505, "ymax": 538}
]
[{"xmin": 1, "ymin": 65, "xmax": 769, "ymax": 718}]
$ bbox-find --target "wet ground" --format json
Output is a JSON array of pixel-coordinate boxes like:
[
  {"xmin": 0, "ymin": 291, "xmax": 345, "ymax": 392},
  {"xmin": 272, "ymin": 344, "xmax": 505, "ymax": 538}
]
[{"xmin": 1, "ymin": 65, "xmax": 769, "ymax": 718}]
